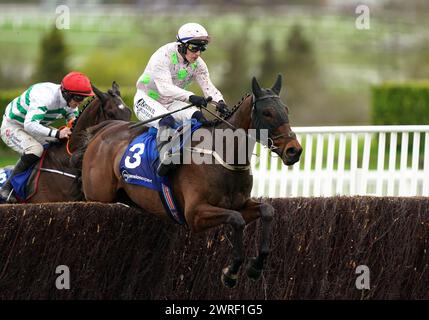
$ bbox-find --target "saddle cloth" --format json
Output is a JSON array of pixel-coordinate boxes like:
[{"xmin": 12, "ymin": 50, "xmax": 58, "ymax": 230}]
[
  {"xmin": 0, "ymin": 166, "xmax": 13, "ymax": 189},
  {"xmin": 0, "ymin": 151, "xmax": 47, "ymax": 203},
  {"xmin": 119, "ymin": 119, "xmax": 202, "ymax": 224}
]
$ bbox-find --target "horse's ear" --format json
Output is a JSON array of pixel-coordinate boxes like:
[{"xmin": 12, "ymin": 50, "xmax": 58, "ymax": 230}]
[
  {"xmin": 92, "ymin": 84, "xmax": 107, "ymax": 104},
  {"xmin": 252, "ymin": 77, "xmax": 262, "ymax": 98},
  {"xmin": 271, "ymin": 74, "xmax": 282, "ymax": 96},
  {"xmin": 111, "ymin": 81, "xmax": 121, "ymax": 97}
]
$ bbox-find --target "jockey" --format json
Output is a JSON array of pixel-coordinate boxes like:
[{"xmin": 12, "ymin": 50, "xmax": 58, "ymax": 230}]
[
  {"xmin": 133, "ymin": 22, "xmax": 229, "ymax": 176},
  {"xmin": 0, "ymin": 71, "xmax": 95, "ymax": 202}
]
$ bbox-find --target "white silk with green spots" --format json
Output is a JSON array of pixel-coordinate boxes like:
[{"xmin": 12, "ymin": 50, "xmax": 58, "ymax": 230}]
[{"xmin": 135, "ymin": 42, "xmax": 224, "ymax": 106}]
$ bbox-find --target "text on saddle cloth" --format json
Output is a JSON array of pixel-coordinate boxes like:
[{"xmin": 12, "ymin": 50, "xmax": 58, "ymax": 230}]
[{"xmin": 119, "ymin": 119, "xmax": 202, "ymax": 191}]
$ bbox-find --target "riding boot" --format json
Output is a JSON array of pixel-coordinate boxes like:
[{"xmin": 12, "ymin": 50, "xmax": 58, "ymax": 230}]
[
  {"xmin": 156, "ymin": 115, "xmax": 182, "ymax": 177},
  {"xmin": 156, "ymin": 126, "xmax": 184, "ymax": 177},
  {"xmin": 0, "ymin": 154, "xmax": 40, "ymax": 203}
]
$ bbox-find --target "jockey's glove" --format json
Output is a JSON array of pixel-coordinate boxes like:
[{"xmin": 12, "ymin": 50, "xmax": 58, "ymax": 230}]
[
  {"xmin": 216, "ymin": 100, "xmax": 229, "ymax": 115},
  {"xmin": 189, "ymin": 95, "xmax": 208, "ymax": 108},
  {"xmin": 192, "ymin": 110, "xmax": 215, "ymax": 126}
]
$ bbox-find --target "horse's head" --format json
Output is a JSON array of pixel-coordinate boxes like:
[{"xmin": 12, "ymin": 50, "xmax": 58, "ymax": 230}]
[
  {"xmin": 91, "ymin": 81, "xmax": 132, "ymax": 122},
  {"xmin": 72, "ymin": 81, "xmax": 132, "ymax": 133},
  {"xmin": 251, "ymin": 75, "xmax": 302, "ymax": 165},
  {"xmin": 68, "ymin": 81, "xmax": 132, "ymax": 153}
]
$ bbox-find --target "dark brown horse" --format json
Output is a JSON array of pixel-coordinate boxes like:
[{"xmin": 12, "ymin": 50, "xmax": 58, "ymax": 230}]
[
  {"xmin": 77, "ymin": 75, "xmax": 302, "ymax": 287},
  {"xmin": 15, "ymin": 82, "xmax": 131, "ymax": 203}
]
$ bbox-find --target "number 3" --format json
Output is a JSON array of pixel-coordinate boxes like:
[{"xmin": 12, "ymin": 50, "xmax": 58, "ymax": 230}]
[
  {"xmin": 0, "ymin": 171, "xmax": 7, "ymax": 184},
  {"xmin": 124, "ymin": 143, "xmax": 145, "ymax": 169}
]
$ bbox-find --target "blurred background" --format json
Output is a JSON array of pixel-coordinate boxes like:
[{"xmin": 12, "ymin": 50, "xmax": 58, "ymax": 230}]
[{"xmin": 1, "ymin": 0, "xmax": 429, "ymax": 165}]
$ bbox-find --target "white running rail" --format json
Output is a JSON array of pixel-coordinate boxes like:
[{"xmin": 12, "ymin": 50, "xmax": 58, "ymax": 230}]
[{"xmin": 251, "ymin": 125, "xmax": 429, "ymax": 197}]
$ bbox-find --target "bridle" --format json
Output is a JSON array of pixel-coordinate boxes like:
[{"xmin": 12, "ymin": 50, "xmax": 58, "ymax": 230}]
[
  {"xmin": 203, "ymin": 94, "xmax": 295, "ymax": 154},
  {"xmin": 186, "ymin": 93, "xmax": 296, "ymax": 171},
  {"xmin": 250, "ymin": 94, "xmax": 295, "ymax": 153}
]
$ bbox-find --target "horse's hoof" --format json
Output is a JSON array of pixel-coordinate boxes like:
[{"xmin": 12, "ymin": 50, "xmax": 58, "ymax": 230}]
[
  {"xmin": 246, "ymin": 258, "xmax": 262, "ymax": 281},
  {"xmin": 221, "ymin": 267, "xmax": 238, "ymax": 288}
]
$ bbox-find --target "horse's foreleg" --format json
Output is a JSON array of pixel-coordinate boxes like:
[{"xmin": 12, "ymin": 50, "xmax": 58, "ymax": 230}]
[
  {"xmin": 189, "ymin": 204, "xmax": 246, "ymax": 288},
  {"xmin": 240, "ymin": 199, "xmax": 275, "ymax": 281}
]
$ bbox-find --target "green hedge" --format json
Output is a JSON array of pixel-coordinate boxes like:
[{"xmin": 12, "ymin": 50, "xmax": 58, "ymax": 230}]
[
  {"xmin": 0, "ymin": 87, "xmax": 137, "ymax": 152},
  {"xmin": 372, "ymin": 81, "xmax": 429, "ymax": 125}
]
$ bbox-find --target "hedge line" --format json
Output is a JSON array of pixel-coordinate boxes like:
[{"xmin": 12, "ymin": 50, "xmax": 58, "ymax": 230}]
[
  {"xmin": 0, "ymin": 197, "xmax": 428, "ymax": 299},
  {"xmin": 372, "ymin": 81, "xmax": 429, "ymax": 125}
]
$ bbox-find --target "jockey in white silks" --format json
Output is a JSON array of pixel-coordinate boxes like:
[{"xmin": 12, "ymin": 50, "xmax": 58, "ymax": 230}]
[{"xmin": 133, "ymin": 22, "xmax": 229, "ymax": 176}]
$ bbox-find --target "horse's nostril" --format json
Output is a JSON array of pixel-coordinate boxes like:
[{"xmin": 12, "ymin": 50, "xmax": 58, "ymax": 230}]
[{"xmin": 286, "ymin": 147, "xmax": 301, "ymax": 158}]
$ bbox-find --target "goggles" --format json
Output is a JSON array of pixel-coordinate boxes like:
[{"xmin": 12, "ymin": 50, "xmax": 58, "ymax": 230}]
[
  {"xmin": 187, "ymin": 43, "xmax": 207, "ymax": 53},
  {"xmin": 71, "ymin": 94, "xmax": 86, "ymax": 102}
]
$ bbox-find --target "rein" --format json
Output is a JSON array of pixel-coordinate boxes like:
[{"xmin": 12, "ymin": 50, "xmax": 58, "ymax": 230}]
[
  {"xmin": 189, "ymin": 94, "xmax": 291, "ymax": 171},
  {"xmin": 66, "ymin": 139, "xmax": 73, "ymax": 156}
]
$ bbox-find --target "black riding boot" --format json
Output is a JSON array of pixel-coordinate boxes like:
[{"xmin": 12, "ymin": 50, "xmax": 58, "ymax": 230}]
[
  {"xmin": 0, "ymin": 153, "xmax": 40, "ymax": 203},
  {"xmin": 156, "ymin": 115, "xmax": 182, "ymax": 177}
]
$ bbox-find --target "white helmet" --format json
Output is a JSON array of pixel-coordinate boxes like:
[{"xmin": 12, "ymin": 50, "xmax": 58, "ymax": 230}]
[{"xmin": 176, "ymin": 23, "xmax": 210, "ymax": 44}]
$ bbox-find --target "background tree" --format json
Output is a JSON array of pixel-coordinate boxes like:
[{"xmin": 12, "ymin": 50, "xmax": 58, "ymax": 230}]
[
  {"xmin": 33, "ymin": 26, "xmax": 69, "ymax": 83},
  {"xmin": 279, "ymin": 24, "xmax": 323, "ymax": 125},
  {"xmin": 258, "ymin": 37, "xmax": 280, "ymax": 89},
  {"xmin": 219, "ymin": 34, "xmax": 250, "ymax": 104}
]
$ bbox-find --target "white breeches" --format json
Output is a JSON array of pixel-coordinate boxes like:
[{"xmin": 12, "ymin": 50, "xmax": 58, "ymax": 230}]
[{"xmin": 0, "ymin": 116, "xmax": 53, "ymax": 156}]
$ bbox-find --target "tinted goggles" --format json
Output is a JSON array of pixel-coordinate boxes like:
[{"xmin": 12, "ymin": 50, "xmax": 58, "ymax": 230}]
[
  {"xmin": 71, "ymin": 94, "xmax": 86, "ymax": 102},
  {"xmin": 187, "ymin": 43, "xmax": 207, "ymax": 53}
]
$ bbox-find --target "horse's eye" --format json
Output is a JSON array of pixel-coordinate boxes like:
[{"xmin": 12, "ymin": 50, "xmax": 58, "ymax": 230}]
[{"xmin": 262, "ymin": 110, "xmax": 272, "ymax": 117}]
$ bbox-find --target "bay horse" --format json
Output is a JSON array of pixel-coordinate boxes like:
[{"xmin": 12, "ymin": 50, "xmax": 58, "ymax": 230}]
[
  {"xmin": 76, "ymin": 75, "xmax": 302, "ymax": 287},
  {"xmin": 13, "ymin": 82, "xmax": 131, "ymax": 203}
]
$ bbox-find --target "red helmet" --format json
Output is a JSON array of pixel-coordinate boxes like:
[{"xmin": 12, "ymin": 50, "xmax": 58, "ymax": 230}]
[{"xmin": 61, "ymin": 71, "xmax": 94, "ymax": 96}]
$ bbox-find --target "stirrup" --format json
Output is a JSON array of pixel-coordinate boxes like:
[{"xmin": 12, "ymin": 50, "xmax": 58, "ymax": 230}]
[
  {"xmin": 157, "ymin": 150, "xmax": 179, "ymax": 176},
  {"xmin": 157, "ymin": 161, "xmax": 174, "ymax": 177}
]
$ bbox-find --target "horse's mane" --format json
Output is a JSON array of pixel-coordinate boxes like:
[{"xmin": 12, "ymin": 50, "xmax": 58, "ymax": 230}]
[
  {"xmin": 204, "ymin": 93, "xmax": 251, "ymax": 127},
  {"xmin": 69, "ymin": 120, "xmax": 115, "ymax": 170}
]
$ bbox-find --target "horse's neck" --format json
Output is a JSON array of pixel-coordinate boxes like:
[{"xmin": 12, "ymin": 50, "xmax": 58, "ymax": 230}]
[
  {"xmin": 226, "ymin": 96, "xmax": 253, "ymax": 130},
  {"xmin": 73, "ymin": 104, "xmax": 99, "ymax": 134},
  {"xmin": 69, "ymin": 101, "xmax": 100, "ymax": 151},
  {"xmin": 207, "ymin": 96, "xmax": 254, "ymax": 167}
]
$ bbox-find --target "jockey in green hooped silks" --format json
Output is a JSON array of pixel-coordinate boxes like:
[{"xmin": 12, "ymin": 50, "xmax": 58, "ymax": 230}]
[
  {"xmin": 0, "ymin": 71, "xmax": 95, "ymax": 203},
  {"xmin": 133, "ymin": 22, "xmax": 229, "ymax": 177}
]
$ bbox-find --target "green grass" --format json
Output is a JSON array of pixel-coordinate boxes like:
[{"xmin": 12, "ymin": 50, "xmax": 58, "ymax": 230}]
[{"xmin": 0, "ymin": 152, "xmax": 18, "ymax": 167}]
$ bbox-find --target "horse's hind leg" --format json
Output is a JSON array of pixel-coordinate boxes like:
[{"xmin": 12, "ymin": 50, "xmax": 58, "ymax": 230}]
[
  {"xmin": 240, "ymin": 199, "xmax": 275, "ymax": 281},
  {"xmin": 189, "ymin": 204, "xmax": 246, "ymax": 288}
]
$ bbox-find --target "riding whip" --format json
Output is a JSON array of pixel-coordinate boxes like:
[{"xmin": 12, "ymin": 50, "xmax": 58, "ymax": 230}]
[{"xmin": 130, "ymin": 96, "xmax": 212, "ymax": 129}]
